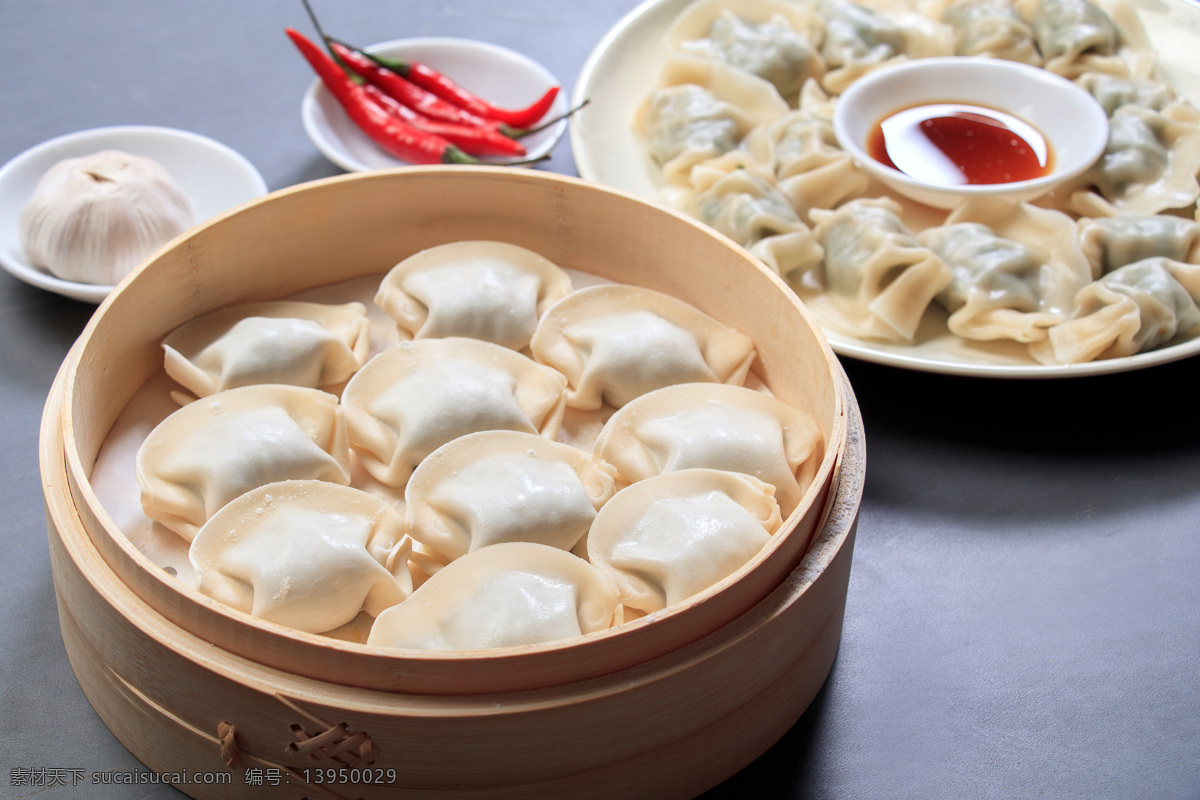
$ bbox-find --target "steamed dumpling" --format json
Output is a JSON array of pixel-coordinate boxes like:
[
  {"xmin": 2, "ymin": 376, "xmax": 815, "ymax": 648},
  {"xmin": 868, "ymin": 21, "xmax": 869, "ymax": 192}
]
[
  {"xmin": 593, "ymin": 383, "xmax": 822, "ymax": 517},
  {"xmin": 340, "ymin": 338, "xmax": 568, "ymax": 488},
  {"xmin": 367, "ymin": 542, "xmax": 620, "ymax": 652},
  {"xmin": 189, "ymin": 480, "xmax": 413, "ymax": 633},
  {"xmin": 405, "ymin": 430, "xmax": 619, "ymax": 563},
  {"xmin": 162, "ymin": 300, "xmax": 370, "ymax": 399},
  {"xmin": 530, "ymin": 284, "xmax": 757, "ymax": 411},
  {"xmin": 587, "ymin": 469, "xmax": 782, "ymax": 614},
  {"xmin": 135, "ymin": 384, "xmax": 352, "ymax": 541},
  {"xmin": 374, "ymin": 240, "xmax": 573, "ymax": 351}
]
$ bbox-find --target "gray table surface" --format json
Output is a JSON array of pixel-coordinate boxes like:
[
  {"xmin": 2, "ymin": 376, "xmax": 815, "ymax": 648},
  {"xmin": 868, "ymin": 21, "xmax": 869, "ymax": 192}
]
[{"xmin": 2, "ymin": 2, "xmax": 1199, "ymax": 799}]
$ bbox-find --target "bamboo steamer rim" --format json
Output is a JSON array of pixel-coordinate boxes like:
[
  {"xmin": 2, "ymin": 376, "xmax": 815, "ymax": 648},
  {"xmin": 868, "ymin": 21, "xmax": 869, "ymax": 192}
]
[{"xmin": 55, "ymin": 166, "xmax": 850, "ymax": 693}]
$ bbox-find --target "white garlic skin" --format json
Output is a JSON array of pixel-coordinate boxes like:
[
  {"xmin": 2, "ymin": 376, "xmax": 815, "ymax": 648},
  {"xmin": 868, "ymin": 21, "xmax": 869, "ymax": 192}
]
[{"xmin": 18, "ymin": 150, "xmax": 195, "ymax": 285}]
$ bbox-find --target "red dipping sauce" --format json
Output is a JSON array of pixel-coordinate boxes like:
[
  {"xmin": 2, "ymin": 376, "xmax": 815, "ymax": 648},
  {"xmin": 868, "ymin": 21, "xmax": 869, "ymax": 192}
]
[{"xmin": 867, "ymin": 102, "xmax": 1053, "ymax": 186}]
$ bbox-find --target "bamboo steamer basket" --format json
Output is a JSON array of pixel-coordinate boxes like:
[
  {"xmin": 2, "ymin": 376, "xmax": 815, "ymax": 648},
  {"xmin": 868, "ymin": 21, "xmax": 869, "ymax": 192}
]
[{"xmin": 41, "ymin": 166, "xmax": 863, "ymax": 798}]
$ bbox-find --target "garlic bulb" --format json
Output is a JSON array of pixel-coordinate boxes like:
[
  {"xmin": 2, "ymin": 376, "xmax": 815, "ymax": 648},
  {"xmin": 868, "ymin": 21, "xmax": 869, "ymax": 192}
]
[{"xmin": 18, "ymin": 150, "xmax": 195, "ymax": 285}]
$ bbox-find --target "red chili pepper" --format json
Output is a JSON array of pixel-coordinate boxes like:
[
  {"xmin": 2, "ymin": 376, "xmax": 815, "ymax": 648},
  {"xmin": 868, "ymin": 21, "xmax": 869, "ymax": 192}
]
[
  {"xmin": 358, "ymin": 48, "xmax": 560, "ymax": 129},
  {"xmin": 331, "ymin": 41, "xmax": 502, "ymax": 132},
  {"xmin": 361, "ymin": 83, "xmax": 526, "ymax": 158},
  {"xmin": 286, "ymin": 28, "xmax": 478, "ymax": 165}
]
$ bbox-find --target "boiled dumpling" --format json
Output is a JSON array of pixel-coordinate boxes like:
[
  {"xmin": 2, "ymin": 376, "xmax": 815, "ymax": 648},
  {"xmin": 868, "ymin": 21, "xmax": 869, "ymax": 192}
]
[
  {"xmin": 1022, "ymin": 0, "xmax": 1156, "ymax": 79},
  {"xmin": 405, "ymin": 430, "xmax": 618, "ymax": 563},
  {"xmin": 593, "ymin": 383, "xmax": 822, "ymax": 517},
  {"xmin": 740, "ymin": 109, "xmax": 871, "ymax": 220},
  {"xmin": 817, "ymin": 0, "xmax": 924, "ymax": 94},
  {"xmin": 941, "ymin": 0, "xmax": 1041, "ymax": 64},
  {"xmin": 367, "ymin": 542, "xmax": 620, "ymax": 652},
  {"xmin": 1076, "ymin": 103, "xmax": 1200, "ymax": 217},
  {"xmin": 1031, "ymin": 257, "xmax": 1200, "ymax": 363},
  {"xmin": 135, "ymin": 385, "xmax": 352, "ymax": 541},
  {"xmin": 1028, "ymin": 0, "xmax": 1118, "ymax": 74},
  {"xmin": 530, "ymin": 284, "xmax": 757, "ymax": 411},
  {"xmin": 683, "ymin": 167, "xmax": 825, "ymax": 279},
  {"xmin": 162, "ymin": 300, "xmax": 370, "ymax": 400},
  {"xmin": 587, "ymin": 469, "xmax": 781, "ymax": 614},
  {"xmin": 1077, "ymin": 72, "xmax": 1178, "ymax": 116},
  {"xmin": 189, "ymin": 480, "xmax": 413, "ymax": 634},
  {"xmin": 801, "ymin": 197, "xmax": 951, "ymax": 342},
  {"xmin": 922, "ymin": 199, "xmax": 1094, "ymax": 343},
  {"xmin": 340, "ymin": 338, "xmax": 568, "ymax": 488},
  {"xmin": 374, "ymin": 240, "xmax": 573, "ymax": 351},
  {"xmin": 1078, "ymin": 214, "xmax": 1200, "ymax": 275},
  {"xmin": 634, "ymin": 56, "xmax": 789, "ymax": 186},
  {"xmin": 664, "ymin": 0, "xmax": 827, "ymax": 103}
]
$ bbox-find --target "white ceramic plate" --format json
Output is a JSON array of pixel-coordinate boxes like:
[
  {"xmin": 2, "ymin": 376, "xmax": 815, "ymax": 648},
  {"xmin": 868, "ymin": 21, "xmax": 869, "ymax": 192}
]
[
  {"xmin": 0, "ymin": 126, "xmax": 267, "ymax": 304},
  {"xmin": 302, "ymin": 37, "xmax": 569, "ymax": 172},
  {"xmin": 571, "ymin": 0, "xmax": 1200, "ymax": 378}
]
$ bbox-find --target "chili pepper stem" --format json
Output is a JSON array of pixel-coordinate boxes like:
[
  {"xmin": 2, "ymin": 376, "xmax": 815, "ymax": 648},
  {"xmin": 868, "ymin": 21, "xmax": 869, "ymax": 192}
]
[{"xmin": 511, "ymin": 98, "xmax": 590, "ymax": 138}]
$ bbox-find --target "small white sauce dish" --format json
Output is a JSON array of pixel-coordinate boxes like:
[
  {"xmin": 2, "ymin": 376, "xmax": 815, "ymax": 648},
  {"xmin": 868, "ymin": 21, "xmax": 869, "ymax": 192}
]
[
  {"xmin": 0, "ymin": 125, "xmax": 267, "ymax": 304},
  {"xmin": 302, "ymin": 37, "xmax": 569, "ymax": 172},
  {"xmin": 833, "ymin": 57, "xmax": 1110, "ymax": 210}
]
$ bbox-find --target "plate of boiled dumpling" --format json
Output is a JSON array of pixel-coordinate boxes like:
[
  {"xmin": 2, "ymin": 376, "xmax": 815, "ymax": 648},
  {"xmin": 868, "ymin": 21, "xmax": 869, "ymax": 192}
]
[{"xmin": 570, "ymin": 0, "xmax": 1200, "ymax": 377}]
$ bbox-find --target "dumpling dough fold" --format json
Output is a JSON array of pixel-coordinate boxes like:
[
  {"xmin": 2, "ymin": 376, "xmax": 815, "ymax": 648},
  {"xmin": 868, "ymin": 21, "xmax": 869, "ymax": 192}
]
[
  {"xmin": 341, "ymin": 338, "xmax": 568, "ymax": 489},
  {"xmin": 135, "ymin": 384, "xmax": 352, "ymax": 541},
  {"xmin": 367, "ymin": 542, "xmax": 620, "ymax": 652},
  {"xmin": 587, "ymin": 469, "xmax": 781, "ymax": 614},
  {"xmin": 162, "ymin": 300, "xmax": 370, "ymax": 400},
  {"xmin": 189, "ymin": 480, "xmax": 413, "ymax": 634},
  {"xmin": 530, "ymin": 284, "xmax": 757, "ymax": 411}
]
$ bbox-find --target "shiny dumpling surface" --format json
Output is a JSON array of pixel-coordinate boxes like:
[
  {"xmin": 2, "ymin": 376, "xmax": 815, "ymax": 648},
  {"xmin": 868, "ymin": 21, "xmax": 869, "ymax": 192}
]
[
  {"xmin": 405, "ymin": 430, "xmax": 619, "ymax": 563},
  {"xmin": 586, "ymin": 469, "xmax": 781, "ymax": 614},
  {"xmin": 341, "ymin": 338, "xmax": 568, "ymax": 488},
  {"xmin": 366, "ymin": 542, "xmax": 620, "ymax": 652},
  {"xmin": 593, "ymin": 383, "xmax": 822, "ymax": 517},
  {"xmin": 374, "ymin": 240, "xmax": 573, "ymax": 351},
  {"xmin": 135, "ymin": 384, "xmax": 352, "ymax": 541},
  {"xmin": 189, "ymin": 480, "xmax": 413, "ymax": 634},
  {"xmin": 530, "ymin": 284, "xmax": 757, "ymax": 410},
  {"xmin": 162, "ymin": 301, "xmax": 370, "ymax": 399}
]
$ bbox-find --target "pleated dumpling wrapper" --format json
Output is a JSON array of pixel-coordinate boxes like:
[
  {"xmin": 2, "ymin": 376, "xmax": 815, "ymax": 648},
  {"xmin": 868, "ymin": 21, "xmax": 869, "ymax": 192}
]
[
  {"xmin": 189, "ymin": 481, "xmax": 414, "ymax": 634},
  {"xmin": 367, "ymin": 542, "xmax": 620, "ymax": 652},
  {"xmin": 341, "ymin": 338, "xmax": 568, "ymax": 489},
  {"xmin": 162, "ymin": 300, "xmax": 371, "ymax": 400},
  {"xmin": 530, "ymin": 284, "xmax": 757, "ymax": 411},
  {"xmin": 804, "ymin": 196, "xmax": 951, "ymax": 343},
  {"xmin": 593, "ymin": 383, "xmax": 822, "ymax": 517},
  {"xmin": 374, "ymin": 240, "xmax": 573, "ymax": 351},
  {"xmin": 587, "ymin": 469, "xmax": 782, "ymax": 615},
  {"xmin": 1030, "ymin": 256, "xmax": 1200, "ymax": 363},
  {"xmin": 405, "ymin": 430, "xmax": 619, "ymax": 564},
  {"xmin": 135, "ymin": 385, "xmax": 352, "ymax": 541}
]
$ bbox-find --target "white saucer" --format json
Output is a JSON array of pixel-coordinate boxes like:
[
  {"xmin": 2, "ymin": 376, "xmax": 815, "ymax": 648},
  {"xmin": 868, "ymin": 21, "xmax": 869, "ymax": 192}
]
[
  {"xmin": 301, "ymin": 37, "xmax": 568, "ymax": 172},
  {"xmin": 0, "ymin": 126, "xmax": 267, "ymax": 304}
]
